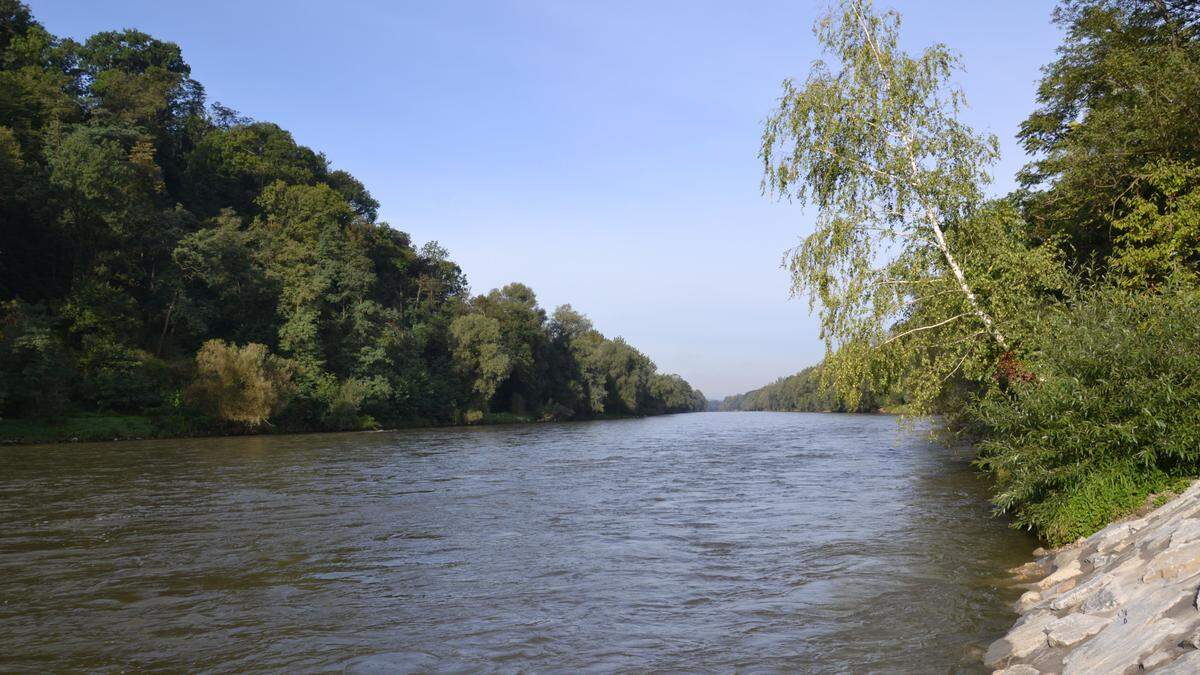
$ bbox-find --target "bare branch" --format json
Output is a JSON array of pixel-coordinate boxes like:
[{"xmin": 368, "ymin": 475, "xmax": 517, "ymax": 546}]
[
  {"xmin": 863, "ymin": 277, "xmax": 946, "ymax": 291},
  {"xmin": 896, "ymin": 288, "xmax": 959, "ymax": 308},
  {"xmin": 879, "ymin": 312, "xmax": 970, "ymax": 346},
  {"xmin": 812, "ymin": 144, "xmax": 902, "ymax": 182},
  {"xmin": 940, "ymin": 351, "xmax": 971, "ymax": 383}
]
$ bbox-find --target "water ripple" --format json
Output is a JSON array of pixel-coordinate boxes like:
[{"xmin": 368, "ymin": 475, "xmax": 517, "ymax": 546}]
[{"xmin": 0, "ymin": 412, "xmax": 1033, "ymax": 672}]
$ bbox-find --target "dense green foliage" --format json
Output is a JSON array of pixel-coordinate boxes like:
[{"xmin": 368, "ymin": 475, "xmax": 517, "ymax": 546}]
[
  {"xmin": 0, "ymin": 2, "xmax": 703, "ymax": 438},
  {"xmin": 1017, "ymin": 0, "xmax": 1200, "ymax": 269},
  {"xmin": 766, "ymin": 0, "xmax": 1200, "ymax": 544},
  {"xmin": 972, "ymin": 278, "xmax": 1200, "ymax": 544},
  {"xmin": 720, "ymin": 367, "xmax": 830, "ymax": 412}
]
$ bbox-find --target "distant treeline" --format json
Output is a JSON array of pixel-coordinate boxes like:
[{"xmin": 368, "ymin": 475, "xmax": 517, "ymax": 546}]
[
  {"xmin": 718, "ymin": 365, "xmax": 899, "ymax": 413},
  {"xmin": 0, "ymin": 1, "xmax": 704, "ymax": 439}
]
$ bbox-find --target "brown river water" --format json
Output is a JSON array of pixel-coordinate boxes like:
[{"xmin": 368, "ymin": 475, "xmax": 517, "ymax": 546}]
[{"xmin": 0, "ymin": 412, "xmax": 1034, "ymax": 673}]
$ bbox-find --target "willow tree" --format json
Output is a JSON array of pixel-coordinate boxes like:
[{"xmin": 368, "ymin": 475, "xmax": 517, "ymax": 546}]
[{"xmin": 761, "ymin": 0, "xmax": 1046, "ymax": 409}]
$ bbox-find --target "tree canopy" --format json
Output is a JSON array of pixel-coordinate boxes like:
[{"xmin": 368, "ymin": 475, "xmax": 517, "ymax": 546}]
[{"xmin": 0, "ymin": 1, "xmax": 704, "ymax": 433}]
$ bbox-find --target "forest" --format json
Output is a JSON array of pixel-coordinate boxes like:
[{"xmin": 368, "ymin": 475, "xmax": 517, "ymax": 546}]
[
  {"xmin": 757, "ymin": 0, "xmax": 1200, "ymax": 544},
  {"xmin": 0, "ymin": 1, "xmax": 705, "ymax": 441},
  {"xmin": 718, "ymin": 366, "xmax": 900, "ymax": 413}
]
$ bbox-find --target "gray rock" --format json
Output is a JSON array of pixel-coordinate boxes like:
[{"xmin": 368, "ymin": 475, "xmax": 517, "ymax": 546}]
[
  {"xmin": 1011, "ymin": 560, "xmax": 1046, "ymax": 581},
  {"xmin": 1142, "ymin": 540, "xmax": 1200, "ymax": 582},
  {"xmin": 1094, "ymin": 523, "xmax": 1134, "ymax": 554},
  {"xmin": 985, "ymin": 611, "xmax": 1058, "ymax": 668},
  {"xmin": 1155, "ymin": 649, "xmax": 1200, "ymax": 674},
  {"xmin": 1038, "ymin": 559, "xmax": 1083, "ymax": 590},
  {"xmin": 1142, "ymin": 648, "xmax": 1176, "ymax": 670},
  {"xmin": 993, "ymin": 482, "xmax": 1200, "ymax": 675},
  {"xmin": 993, "ymin": 665, "xmax": 1040, "ymax": 675},
  {"xmin": 1053, "ymin": 546, "xmax": 1084, "ymax": 570},
  {"xmin": 1046, "ymin": 613, "xmax": 1109, "ymax": 648},
  {"xmin": 1062, "ymin": 586, "xmax": 1190, "ymax": 674},
  {"xmin": 1080, "ymin": 588, "xmax": 1119, "ymax": 614},
  {"xmin": 1016, "ymin": 590, "xmax": 1042, "ymax": 612},
  {"xmin": 1050, "ymin": 573, "xmax": 1110, "ymax": 612},
  {"xmin": 1169, "ymin": 518, "xmax": 1200, "ymax": 549}
]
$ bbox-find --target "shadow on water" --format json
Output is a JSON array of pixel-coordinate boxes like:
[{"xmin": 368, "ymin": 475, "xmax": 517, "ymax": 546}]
[{"xmin": 0, "ymin": 412, "xmax": 1033, "ymax": 672}]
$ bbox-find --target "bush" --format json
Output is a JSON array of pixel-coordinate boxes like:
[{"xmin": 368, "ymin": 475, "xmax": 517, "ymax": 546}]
[
  {"xmin": 971, "ymin": 277, "xmax": 1200, "ymax": 545},
  {"xmin": 317, "ymin": 377, "xmax": 370, "ymax": 431},
  {"xmin": 539, "ymin": 401, "xmax": 575, "ymax": 422},
  {"xmin": 186, "ymin": 340, "xmax": 295, "ymax": 428}
]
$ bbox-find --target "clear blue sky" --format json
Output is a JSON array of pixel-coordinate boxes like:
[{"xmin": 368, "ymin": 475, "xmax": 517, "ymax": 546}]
[{"xmin": 31, "ymin": 1, "xmax": 1062, "ymax": 398}]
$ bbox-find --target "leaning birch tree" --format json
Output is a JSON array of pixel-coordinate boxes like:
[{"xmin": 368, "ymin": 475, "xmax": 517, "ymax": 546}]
[{"xmin": 761, "ymin": 0, "xmax": 1032, "ymax": 409}]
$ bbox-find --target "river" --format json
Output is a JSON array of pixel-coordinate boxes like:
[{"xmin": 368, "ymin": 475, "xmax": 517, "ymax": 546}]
[{"xmin": 0, "ymin": 411, "xmax": 1033, "ymax": 672}]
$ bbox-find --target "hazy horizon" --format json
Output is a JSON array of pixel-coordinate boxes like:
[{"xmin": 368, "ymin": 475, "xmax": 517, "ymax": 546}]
[{"xmin": 33, "ymin": 0, "xmax": 1063, "ymax": 398}]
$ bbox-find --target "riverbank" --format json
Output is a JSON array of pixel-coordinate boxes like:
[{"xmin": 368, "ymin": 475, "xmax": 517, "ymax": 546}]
[
  {"xmin": 986, "ymin": 479, "xmax": 1200, "ymax": 673},
  {"xmin": 0, "ymin": 410, "xmax": 680, "ymax": 445}
]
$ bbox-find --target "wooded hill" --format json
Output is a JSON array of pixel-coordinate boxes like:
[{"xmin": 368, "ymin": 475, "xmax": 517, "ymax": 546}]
[{"xmin": 0, "ymin": 1, "xmax": 704, "ymax": 440}]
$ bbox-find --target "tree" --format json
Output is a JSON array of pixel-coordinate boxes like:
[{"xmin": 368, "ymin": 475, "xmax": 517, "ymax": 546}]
[
  {"xmin": 0, "ymin": 300, "xmax": 72, "ymax": 418},
  {"xmin": 648, "ymin": 373, "xmax": 706, "ymax": 414},
  {"xmin": 595, "ymin": 337, "xmax": 654, "ymax": 415},
  {"xmin": 474, "ymin": 282, "xmax": 547, "ymax": 414},
  {"xmin": 1017, "ymin": 0, "xmax": 1200, "ymax": 268},
  {"xmin": 449, "ymin": 313, "xmax": 511, "ymax": 416},
  {"xmin": 252, "ymin": 181, "xmax": 375, "ymax": 383},
  {"xmin": 720, "ymin": 365, "xmax": 854, "ymax": 412},
  {"xmin": 760, "ymin": 0, "xmax": 1014, "ymax": 408},
  {"xmin": 1107, "ymin": 161, "xmax": 1200, "ymax": 287},
  {"xmin": 186, "ymin": 339, "xmax": 295, "ymax": 427},
  {"xmin": 548, "ymin": 304, "xmax": 606, "ymax": 415},
  {"xmin": 0, "ymin": 1, "xmax": 706, "ymax": 432},
  {"xmin": 185, "ymin": 122, "xmax": 327, "ymax": 217},
  {"xmin": 171, "ymin": 208, "xmax": 274, "ymax": 345}
]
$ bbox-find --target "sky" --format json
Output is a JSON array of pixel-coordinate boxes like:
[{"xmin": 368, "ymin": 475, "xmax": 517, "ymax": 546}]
[{"xmin": 31, "ymin": 1, "xmax": 1064, "ymax": 398}]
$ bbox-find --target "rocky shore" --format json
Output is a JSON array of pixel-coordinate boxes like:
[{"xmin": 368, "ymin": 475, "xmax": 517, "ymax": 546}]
[{"xmin": 987, "ymin": 480, "xmax": 1200, "ymax": 674}]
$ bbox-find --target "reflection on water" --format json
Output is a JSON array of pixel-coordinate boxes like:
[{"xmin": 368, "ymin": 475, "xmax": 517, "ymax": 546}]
[{"xmin": 0, "ymin": 412, "xmax": 1033, "ymax": 672}]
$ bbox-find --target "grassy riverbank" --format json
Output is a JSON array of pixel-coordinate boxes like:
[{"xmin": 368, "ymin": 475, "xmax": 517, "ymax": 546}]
[
  {"xmin": 0, "ymin": 409, "xmax": 679, "ymax": 445},
  {"xmin": 0, "ymin": 412, "xmax": 387, "ymax": 445},
  {"xmin": 0, "ymin": 414, "xmax": 167, "ymax": 444}
]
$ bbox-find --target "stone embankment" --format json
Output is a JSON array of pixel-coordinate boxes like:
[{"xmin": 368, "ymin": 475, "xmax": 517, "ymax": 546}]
[{"xmin": 987, "ymin": 480, "xmax": 1200, "ymax": 674}]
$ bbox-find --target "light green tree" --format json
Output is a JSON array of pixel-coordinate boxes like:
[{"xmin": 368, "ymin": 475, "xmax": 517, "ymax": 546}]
[
  {"xmin": 187, "ymin": 339, "xmax": 295, "ymax": 428},
  {"xmin": 549, "ymin": 304, "xmax": 607, "ymax": 415},
  {"xmin": 760, "ymin": 0, "xmax": 1040, "ymax": 409},
  {"xmin": 449, "ymin": 313, "xmax": 512, "ymax": 417}
]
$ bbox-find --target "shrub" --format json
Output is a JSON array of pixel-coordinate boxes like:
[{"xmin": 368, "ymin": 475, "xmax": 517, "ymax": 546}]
[
  {"xmin": 539, "ymin": 401, "xmax": 575, "ymax": 422},
  {"xmin": 971, "ymin": 276, "xmax": 1200, "ymax": 545},
  {"xmin": 187, "ymin": 340, "xmax": 295, "ymax": 428},
  {"xmin": 317, "ymin": 377, "xmax": 370, "ymax": 431}
]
